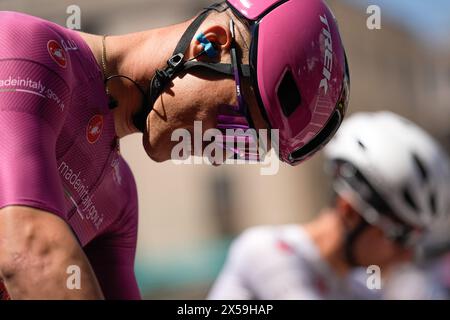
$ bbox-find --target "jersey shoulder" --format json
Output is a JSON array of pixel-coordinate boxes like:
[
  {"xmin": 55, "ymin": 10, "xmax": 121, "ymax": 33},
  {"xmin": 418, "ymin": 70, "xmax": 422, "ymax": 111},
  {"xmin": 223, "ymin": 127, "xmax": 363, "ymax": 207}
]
[
  {"xmin": 0, "ymin": 12, "xmax": 92, "ymax": 131},
  {"xmin": 229, "ymin": 225, "xmax": 300, "ymax": 265},
  {"xmin": 231, "ymin": 226, "xmax": 277, "ymax": 253},
  {"xmin": 0, "ymin": 11, "xmax": 75, "ymax": 83},
  {"xmin": 226, "ymin": 225, "xmax": 318, "ymax": 299}
]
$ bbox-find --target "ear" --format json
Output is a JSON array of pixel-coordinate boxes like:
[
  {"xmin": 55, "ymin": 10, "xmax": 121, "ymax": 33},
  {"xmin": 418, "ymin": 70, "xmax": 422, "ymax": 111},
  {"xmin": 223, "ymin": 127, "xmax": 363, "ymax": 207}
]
[
  {"xmin": 192, "ymin": 24, "xmax": 231, "ymax": 62},
  {"xmin": 336, "ymin": 195, "xmax": 362, "ymax": 230}
]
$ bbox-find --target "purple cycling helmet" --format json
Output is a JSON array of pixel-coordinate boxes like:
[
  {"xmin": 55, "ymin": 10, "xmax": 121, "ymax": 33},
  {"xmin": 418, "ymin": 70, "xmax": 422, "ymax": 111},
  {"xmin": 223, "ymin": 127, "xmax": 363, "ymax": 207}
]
[
  {"xmin": 226, "ymin": 0, "xmax": 350, "ymax": 165},
  {"xmin": 135, "ymin": 0, "xmax": 349, "ymax": 165}
]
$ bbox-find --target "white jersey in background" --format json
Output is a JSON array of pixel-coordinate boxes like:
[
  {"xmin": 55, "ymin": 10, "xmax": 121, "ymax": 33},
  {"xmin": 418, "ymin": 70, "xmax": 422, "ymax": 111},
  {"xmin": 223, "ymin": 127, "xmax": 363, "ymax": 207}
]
[
  {"xmin": 208, "ymin": 225, "xmax": 379, "ymax": 300},
  {"xmin": 382, "ymin": 263, "xmax": 449, "ymax": 300}
]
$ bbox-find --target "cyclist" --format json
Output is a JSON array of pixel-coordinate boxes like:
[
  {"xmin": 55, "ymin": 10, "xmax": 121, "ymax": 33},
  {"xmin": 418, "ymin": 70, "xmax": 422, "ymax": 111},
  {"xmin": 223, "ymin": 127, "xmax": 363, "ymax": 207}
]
[
  {"xmin": 0, "ymin": 0, "xmax": 349, "ymax": 299},
  {"xmin": 208, "ymin": 112, "xmax": 450, "ymax": 299}
]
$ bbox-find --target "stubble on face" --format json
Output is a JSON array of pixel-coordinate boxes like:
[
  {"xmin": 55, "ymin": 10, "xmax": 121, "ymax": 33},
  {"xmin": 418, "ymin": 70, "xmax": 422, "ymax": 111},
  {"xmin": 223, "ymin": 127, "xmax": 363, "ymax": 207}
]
[{"xmin": 143, "ymin": 73, "xmax": 236, "ymax": 162}]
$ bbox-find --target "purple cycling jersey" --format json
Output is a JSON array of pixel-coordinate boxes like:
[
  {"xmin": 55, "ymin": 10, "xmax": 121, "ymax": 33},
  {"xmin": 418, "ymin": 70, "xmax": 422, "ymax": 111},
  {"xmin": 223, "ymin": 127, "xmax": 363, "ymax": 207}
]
[{"xmin": 0, "ymin": 11, "xmax": 140, "ymax": 299}]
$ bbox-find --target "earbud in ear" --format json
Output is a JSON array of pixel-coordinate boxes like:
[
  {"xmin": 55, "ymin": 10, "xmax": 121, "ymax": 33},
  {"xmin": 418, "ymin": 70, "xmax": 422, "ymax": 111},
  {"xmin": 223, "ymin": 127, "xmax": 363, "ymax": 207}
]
[{"xmin": 196, "ymin": 33, "xmax": 218, "ymax": 58}]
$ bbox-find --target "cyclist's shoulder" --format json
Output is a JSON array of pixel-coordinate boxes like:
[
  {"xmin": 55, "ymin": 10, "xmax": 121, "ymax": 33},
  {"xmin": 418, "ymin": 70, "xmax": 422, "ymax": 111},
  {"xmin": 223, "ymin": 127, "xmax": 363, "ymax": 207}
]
[
  {"xmin": 0, "ymin": 11, "xmax": 76, "ymax": 79},
  {"xmin": 0, "ymin": 11, "xmax": 63, "ymax": 47},
  {"xmin": 236, "ymin": 225, "xmax": 278, "ymax": 242},
  {"xmin": 222, "ymin": 225, "xmax": 305, "ymax": 279},
  {"xmin": 0, "ymin": 11, "xmax": 66, "ymax": 38},
  {"xmin": 231, "ymin": 225, "xmax": 298, "ymax": 259}
]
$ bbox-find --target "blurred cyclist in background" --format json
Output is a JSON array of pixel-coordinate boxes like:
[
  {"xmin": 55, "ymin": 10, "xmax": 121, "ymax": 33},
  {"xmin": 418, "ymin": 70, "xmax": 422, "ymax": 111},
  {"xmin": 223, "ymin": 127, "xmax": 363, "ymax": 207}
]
[
  {"xmin": 381, "ymin": 218, "xmax": 450, "ymax": 300},
  {"xmin": 0, "ymin": 0, "xmax": 349, "ymax": 299},
  {"xmin": 209, "ymin": 112, "xmax": 450, "ymax": 300}
]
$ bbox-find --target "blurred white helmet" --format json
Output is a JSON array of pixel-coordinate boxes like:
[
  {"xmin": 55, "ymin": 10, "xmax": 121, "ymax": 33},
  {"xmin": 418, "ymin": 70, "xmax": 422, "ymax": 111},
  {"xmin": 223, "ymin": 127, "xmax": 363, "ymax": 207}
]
[{"xmin": 324, "ymin": 112, "xmax": 450, "ymax": 244}]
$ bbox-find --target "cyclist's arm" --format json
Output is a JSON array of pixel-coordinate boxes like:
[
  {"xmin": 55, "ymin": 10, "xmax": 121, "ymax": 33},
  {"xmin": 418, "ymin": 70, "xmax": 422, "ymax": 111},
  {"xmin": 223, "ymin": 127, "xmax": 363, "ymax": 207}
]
[
  {"xmin": 0, "ymin": 206, "xmax": 103, "ymax": 299},
  {"xmin": 0, "ymin": 107, "xmax": 104, "ymax": 299},
  {"xmin": 0, "ymin": 15, "xmax": 104, "ymax": 298},
  {"xmin": 84, "ymin": 158, "xmax": 141, "ymax": 300}
]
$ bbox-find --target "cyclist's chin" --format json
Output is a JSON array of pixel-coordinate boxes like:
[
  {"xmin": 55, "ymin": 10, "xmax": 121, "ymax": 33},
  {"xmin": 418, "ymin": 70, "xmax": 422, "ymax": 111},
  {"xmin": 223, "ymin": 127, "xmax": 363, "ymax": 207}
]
[{"xmin": 142, "ymin": 135, "xmax": 171, "ymax": 163}]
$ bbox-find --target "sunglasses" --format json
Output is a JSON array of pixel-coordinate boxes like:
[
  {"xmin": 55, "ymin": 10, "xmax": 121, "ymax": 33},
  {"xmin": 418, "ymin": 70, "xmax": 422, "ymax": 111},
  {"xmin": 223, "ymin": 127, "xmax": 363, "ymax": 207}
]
[{"xmin": 214, "ymin": 19, "xmax": 262, "ymax": 162}]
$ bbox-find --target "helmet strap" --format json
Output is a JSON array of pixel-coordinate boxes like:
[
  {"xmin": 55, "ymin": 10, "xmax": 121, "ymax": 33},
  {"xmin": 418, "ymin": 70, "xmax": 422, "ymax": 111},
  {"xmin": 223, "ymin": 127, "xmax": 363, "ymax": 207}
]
[
  {"xmin": 132, "ymin": 2, "xmax": 251, "ymax": 133},
  {"xmin": 343, "ymin": 219, "xmax": 369, "ymax": 267}
]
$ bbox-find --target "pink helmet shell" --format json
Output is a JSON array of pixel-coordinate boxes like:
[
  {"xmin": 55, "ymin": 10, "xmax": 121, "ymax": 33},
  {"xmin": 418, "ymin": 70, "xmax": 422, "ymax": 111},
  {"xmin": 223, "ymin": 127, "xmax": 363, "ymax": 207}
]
[
  {"xmin": 227, "ymin": 0, "xmax": 350, "ymax": 165},
  {"xmin": 227, "ymin": 0, "xmax": 282, "ymax": 20}
]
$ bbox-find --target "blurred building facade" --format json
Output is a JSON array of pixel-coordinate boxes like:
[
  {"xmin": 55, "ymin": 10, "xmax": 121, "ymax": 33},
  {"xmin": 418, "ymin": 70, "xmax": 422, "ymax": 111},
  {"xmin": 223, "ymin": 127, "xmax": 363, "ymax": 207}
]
[{"xmin": 1, "ymin": 0, "xmax": 449, "ymax": 298}]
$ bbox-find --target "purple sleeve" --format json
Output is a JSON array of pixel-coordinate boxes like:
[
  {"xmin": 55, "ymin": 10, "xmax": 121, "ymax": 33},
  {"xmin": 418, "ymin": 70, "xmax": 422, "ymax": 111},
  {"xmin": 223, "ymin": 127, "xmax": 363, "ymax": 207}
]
[
  {"xmin": 83, "ymin": 158, "xmax": 141, "ymax": 300},
  {"xmin": 0, "ymin": 111, "xmax": 67, "ymax": 217},
  {"xmin": 84, "ymin": 244, "xmax": 141, "ymax": 300},
  {"xmin": 0, "ymin": 13, "xmax": 72, "ymax": 217}
]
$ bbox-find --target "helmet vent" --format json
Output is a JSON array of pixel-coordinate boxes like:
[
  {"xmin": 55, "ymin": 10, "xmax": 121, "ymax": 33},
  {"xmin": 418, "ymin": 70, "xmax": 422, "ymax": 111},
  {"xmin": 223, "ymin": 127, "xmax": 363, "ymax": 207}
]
[
  {"xmin": 403, "ymin": 187, "xmax": 418, "ymax": 213},
  {"xmin": 412, "ymin": 153, "xmax": 428, "ymax": 183},
  {"xmin": 277, "ymin": 69, "xmax": 301, "ymax": 117}
]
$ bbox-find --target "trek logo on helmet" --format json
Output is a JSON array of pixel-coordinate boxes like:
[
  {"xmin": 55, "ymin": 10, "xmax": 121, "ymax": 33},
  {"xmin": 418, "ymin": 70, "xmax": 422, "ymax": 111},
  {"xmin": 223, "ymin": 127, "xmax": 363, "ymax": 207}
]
[{"xmin": 319, "ymin": 14, "xmax": 333, "ymax": 95}]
